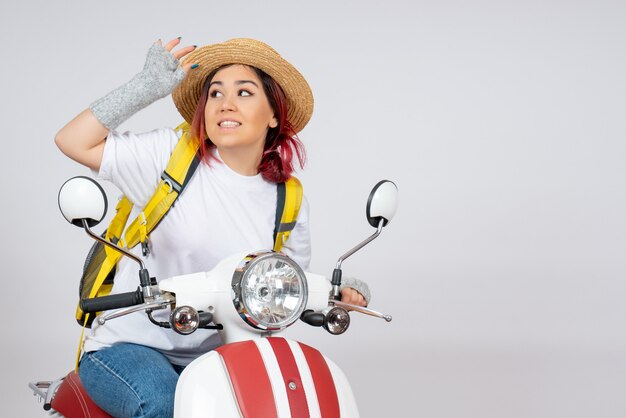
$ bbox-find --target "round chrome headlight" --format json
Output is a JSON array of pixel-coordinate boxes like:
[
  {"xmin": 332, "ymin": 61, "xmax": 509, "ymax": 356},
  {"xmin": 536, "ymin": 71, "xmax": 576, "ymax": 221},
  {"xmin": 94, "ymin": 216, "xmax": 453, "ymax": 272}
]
[{"xmin": 232, "ymin": 252, "xmax": 308, "ymax": 330}]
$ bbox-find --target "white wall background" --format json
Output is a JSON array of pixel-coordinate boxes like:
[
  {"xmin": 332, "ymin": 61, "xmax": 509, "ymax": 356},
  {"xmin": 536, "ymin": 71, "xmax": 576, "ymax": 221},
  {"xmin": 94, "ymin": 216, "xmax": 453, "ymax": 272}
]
[{"xmin": 2, "ymin": 0, "xmax": 625, "ymax": 417}]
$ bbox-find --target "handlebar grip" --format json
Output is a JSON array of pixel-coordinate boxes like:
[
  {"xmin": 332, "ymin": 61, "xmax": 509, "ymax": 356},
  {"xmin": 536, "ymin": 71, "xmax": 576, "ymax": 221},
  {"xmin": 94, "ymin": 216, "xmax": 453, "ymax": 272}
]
[{"xmin": 80, "ymin": 288, "xmax": 144, "ymax": 313}]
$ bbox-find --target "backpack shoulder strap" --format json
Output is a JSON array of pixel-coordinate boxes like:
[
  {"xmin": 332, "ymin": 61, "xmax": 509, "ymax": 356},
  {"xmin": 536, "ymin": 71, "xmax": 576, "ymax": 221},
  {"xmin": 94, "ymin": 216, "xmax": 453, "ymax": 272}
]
[
  {"xmin": 123, "ymin": 122, "xmax": 201, "ymax": 252},
  {"xmin": 273, "ymin": 176, "xmax": 303, "ymax": 252},
  {"xmin": 105, "ymin": 196, "xmax": 133, "ymax": 244}
]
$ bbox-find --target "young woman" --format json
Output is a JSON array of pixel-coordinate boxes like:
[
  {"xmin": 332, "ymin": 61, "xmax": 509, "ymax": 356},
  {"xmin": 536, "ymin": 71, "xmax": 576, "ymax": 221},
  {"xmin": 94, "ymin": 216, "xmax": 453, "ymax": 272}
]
[{"xmin": 55, "ymin": 37, "xmax": 370, "ymax": 417}]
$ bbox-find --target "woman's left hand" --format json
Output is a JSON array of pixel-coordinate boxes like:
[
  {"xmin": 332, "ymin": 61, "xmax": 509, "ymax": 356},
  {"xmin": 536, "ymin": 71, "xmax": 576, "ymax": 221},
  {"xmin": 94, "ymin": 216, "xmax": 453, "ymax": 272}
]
[{"xmin": 340, "ymin": 287, "xmax": 367, "ymax": 307}]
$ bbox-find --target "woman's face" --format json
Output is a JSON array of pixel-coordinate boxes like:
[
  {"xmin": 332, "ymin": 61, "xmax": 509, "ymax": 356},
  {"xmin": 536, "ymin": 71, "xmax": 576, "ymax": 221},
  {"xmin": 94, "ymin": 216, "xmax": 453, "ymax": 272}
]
[{"xmin": 204, "ymin": 65, "xmax": 278, "ymax": 152}]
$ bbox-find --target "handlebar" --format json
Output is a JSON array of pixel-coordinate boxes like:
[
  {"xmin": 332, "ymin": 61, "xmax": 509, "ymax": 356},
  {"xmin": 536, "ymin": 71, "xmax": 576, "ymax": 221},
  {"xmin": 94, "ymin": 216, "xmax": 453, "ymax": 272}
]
[{"xmin": 80, "ymin": 287, "xmax": 145, "ymax": 313}]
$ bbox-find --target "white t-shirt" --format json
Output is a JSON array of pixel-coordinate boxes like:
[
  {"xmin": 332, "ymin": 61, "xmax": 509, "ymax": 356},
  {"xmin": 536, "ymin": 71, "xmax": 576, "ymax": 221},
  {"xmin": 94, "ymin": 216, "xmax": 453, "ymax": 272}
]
[{"xmin": 83, "ymin": 127, "xmax": 311, "ymax": 365}]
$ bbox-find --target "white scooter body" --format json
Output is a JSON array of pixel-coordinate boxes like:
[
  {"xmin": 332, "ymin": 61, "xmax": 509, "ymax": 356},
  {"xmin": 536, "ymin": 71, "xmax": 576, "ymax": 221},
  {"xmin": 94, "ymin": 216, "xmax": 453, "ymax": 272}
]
[
  {"xmin": 31, "ymin": 177, "xmax": 398, "ymax": 417},
  {"xmin": 158, "ymin": 253, "xmax": 360, "ymax": 417}
]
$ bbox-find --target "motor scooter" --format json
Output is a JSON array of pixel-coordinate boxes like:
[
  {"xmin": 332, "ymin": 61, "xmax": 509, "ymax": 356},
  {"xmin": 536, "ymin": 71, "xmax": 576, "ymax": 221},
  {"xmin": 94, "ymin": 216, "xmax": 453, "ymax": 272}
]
[{"xmin": 30, "ymin": 177, "xmax": 398, "ymax": 417}]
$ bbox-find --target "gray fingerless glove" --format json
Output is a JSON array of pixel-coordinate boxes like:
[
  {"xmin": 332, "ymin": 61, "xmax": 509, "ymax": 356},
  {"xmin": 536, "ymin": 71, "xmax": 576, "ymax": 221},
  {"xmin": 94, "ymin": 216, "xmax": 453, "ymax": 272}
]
[
  {"xmin": 340, "ymin": 277, "xmax": 371, "ymax": 305},
  {"xmin": 89, "ymin": 43, "xmax": 187, "ymax": 130}
]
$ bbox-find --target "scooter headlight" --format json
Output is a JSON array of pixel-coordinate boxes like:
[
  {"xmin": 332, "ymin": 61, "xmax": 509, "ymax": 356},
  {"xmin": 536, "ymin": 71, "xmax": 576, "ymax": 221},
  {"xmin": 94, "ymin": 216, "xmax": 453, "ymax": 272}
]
[{"xmin": 232, "ymin": 252, "xmax": 308, "ymax": 330}]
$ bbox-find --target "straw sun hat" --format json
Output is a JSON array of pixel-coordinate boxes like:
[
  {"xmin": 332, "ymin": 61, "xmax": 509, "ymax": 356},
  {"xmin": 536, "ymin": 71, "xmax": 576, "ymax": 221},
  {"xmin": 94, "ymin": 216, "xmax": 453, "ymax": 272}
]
[{"xmin": 172, "ymin": 38, "xmax": 314, "ymax": 133}]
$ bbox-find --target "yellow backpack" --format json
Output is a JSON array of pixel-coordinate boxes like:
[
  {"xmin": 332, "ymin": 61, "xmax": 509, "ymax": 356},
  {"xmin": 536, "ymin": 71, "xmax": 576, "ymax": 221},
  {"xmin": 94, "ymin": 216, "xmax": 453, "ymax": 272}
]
[{"xmin": 77, "ymin": 123, "xmax": 303, "ymax": 328}]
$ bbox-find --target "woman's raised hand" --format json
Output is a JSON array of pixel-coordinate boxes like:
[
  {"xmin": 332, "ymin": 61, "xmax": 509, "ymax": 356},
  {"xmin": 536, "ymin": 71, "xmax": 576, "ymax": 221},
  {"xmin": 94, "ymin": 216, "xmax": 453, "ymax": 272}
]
[
  {"xmin": 159, "ymin": 37, "xmax": 198, "ymax": 73},
  {"xmin": 55, "ymin": 36, "xmax": 200, "ymax": 172},
  {"xmin": 140, "ymin": 37, "xmax": 197, "ymax": 99}
]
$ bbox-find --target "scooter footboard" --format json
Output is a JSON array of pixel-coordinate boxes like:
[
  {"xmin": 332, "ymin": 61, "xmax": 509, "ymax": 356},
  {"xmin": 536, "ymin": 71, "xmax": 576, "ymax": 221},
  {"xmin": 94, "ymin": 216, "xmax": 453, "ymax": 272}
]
[{"xmin": 175, "ymin": 337, "xmax": 359, "ymax": 418}]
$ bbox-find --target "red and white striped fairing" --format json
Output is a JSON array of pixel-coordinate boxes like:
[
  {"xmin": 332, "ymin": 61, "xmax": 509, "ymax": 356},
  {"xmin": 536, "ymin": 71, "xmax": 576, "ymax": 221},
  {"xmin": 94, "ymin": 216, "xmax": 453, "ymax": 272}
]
[{"xmin": 216, "ymin": 337, "xmax": 341, "ymax": 418}]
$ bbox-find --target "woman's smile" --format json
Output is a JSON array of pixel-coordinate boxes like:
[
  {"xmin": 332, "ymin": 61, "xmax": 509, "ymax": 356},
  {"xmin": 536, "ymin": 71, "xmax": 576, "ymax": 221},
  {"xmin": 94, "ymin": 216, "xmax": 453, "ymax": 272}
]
[{"xmin": 218, "ymin": 119, "xmax": 242, "ymax": 129}]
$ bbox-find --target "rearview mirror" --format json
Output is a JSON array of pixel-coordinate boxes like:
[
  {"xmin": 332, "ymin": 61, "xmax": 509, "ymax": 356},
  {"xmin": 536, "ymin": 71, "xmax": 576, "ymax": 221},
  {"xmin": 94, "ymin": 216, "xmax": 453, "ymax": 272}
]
[
  {"xmin": 331, "ymin": 179, "xmax": 399, "ymax": 301},
  {"xmin": 366, "ymin": 180, "xmax": 398, "ymax": 228},
  {"xmin": 58, "ymin": 176, "xmax": 108, "ymax": 227}
]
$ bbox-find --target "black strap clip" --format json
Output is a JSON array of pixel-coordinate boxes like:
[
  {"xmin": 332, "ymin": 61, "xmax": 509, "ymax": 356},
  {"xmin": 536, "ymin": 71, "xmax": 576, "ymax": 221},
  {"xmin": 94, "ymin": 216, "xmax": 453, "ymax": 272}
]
[{"xmin": 141, "ymin": 240, "xmax": 150, "ymax": 257}]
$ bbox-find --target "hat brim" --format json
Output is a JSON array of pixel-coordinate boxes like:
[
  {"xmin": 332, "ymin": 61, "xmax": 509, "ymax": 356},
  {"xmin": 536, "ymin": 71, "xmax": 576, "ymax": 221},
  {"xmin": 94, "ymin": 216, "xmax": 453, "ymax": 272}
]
[{"xmin": 172, "ymin": 38, "xmax": 314, "ymax": 134}]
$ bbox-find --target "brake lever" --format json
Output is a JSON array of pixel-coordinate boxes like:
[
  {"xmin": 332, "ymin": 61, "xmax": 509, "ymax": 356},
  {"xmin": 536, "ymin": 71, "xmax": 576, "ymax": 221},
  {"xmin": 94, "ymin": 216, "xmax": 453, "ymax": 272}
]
[
  {"xmin": 97, "ymin": 294, "xmax": 175, "ymax": 325},
  {"xmin": 329, "ymin": 300, "xmax": 392, "ymax": 322}
]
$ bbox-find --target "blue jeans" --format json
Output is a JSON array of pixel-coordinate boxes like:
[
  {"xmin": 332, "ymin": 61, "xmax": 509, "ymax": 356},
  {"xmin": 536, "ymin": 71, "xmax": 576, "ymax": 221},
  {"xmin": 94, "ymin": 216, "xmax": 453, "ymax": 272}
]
[{"xmin": 79, "ymin": 343, "xmax": 185, "ymax": 418}]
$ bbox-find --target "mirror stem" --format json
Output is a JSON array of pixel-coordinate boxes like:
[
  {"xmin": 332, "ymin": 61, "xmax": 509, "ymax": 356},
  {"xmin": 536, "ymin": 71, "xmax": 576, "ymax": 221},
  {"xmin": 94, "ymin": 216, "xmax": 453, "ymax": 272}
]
[
  {"xmin": 335, "ymin": 218, "xmax": 384, "ymax": 270},
  {"xmin": 81, "ymin": 219, "xmax": 146, "ymax": 271},
  {"xmin": 332, "ymin": 218, "xmax": 385, "ymax": 299},
  {"xmin": 82, "ymin": 220, "xmax": 154, "ymax": 298}
]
